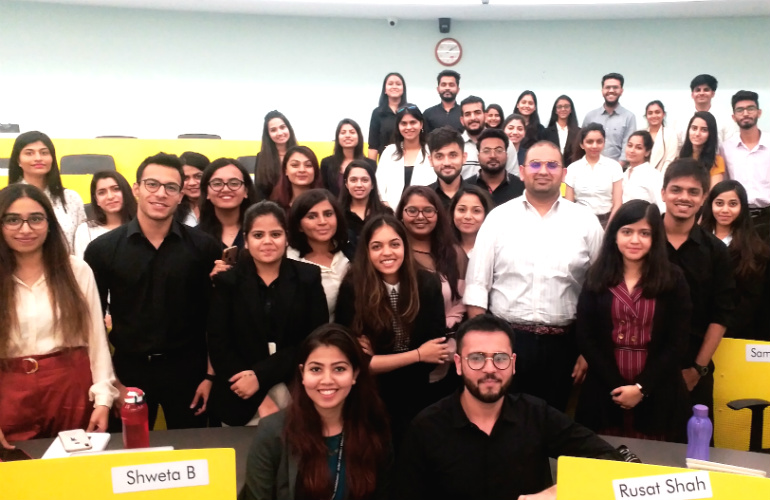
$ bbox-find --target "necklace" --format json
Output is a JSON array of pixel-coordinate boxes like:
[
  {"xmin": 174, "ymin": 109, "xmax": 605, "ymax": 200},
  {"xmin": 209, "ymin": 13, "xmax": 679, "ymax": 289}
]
[
  {"xmin": 413, "ymin": 249, "xmax": 432, "ymax": 255},
  {"xmin": 330, "ymin": 433, "xmax": 344, "ymax": 500}
]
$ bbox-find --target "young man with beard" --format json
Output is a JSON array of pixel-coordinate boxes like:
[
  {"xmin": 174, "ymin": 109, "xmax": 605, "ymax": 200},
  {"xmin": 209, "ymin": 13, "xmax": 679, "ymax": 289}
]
[
  {"xmin": 394, "ymin": 315, "xmax": 621, "ymax": 500},
  {"xmin": 460, "ymin": 95, "xmax": 487, "ymax": 179},
  {"xmin": 424, "ymin": 70, "xmax": 464, "ymax": 134},
  {"xmin": 582, "ymin": 73, "xmax": 637, "ymax": 163},
  {"xmin": 426, "ymin": 126, "xmax": 469, "ymax": 209},
  {"xmin": 722, "ymin": 90, "xmax": 770, "ymax": 241},
  {"xmin": 662, "ymin": 159, "xmax": 734, "ymax": 418},
  {"xmin": 466, "ymin": 128, "xmax": 524, "ymax": 207}
]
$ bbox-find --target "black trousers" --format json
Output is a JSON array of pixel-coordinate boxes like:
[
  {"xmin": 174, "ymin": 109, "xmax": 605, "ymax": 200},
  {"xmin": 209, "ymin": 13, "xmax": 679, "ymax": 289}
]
[
  {"xmin": 750, "ymin": 208, "xmax": 770, "ymax": 244},
  {"xmin": 113, "ymin": 350, "xmax": 208, "ymax": 430},
  {"xmin": 510, "ymin": 328, "xmax": 578, "ymax": 412}
]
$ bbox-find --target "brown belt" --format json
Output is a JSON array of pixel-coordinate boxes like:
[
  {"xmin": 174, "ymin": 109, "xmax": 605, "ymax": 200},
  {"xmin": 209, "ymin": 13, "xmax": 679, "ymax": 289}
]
[
  {"xmin": 509, "ymin": 322, "xmax": 574, "ymax": 335},
  {"xmin": 2, "ymin": 347, "xmax": 84, "ymax": 374}
]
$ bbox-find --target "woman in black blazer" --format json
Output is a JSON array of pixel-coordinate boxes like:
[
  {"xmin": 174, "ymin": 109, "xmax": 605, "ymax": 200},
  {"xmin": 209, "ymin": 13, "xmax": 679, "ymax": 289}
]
[
  {"xmin": 335, "ymin": 214, "xmax": 447, "ymax": 444},
  {"xmin": 543, "ymin": 95, "xmax": 582, "ymax": 165},
  {"xmin": 319, "ymin": 119, "xmax": 378, "ymax": 197},
  {"xmin": 208, "ymin": 201, "xmax": 329, "ymax": 426},
  {"xmin": 576, "ymin": 200, "xmax": 692, "ymax": 441}
]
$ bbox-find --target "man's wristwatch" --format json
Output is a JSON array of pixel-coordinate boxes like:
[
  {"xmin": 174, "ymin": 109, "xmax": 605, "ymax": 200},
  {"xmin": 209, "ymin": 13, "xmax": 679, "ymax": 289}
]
[{"xmin": 693, "ymin": 363, "xmax": 709, "ymax": 377}]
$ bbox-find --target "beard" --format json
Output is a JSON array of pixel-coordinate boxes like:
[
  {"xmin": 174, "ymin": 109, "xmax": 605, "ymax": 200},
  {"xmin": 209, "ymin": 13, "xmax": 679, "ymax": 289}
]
[
  {"xmin": 437, "ymin": 169, "xmax": 462, "ymax": 184},
  {"xmin": 466, "ymin": 121, "xmax": 485, "ymax": 136},
  {"xmin": 738, "ymin": 118, "xmax": 757, "ymax": 130},
  {"xmin": 480, "ymin": 161, "xmax": 505, "ymax": 176},
  {"xmin": 441, "ymin": 91, "xmax": 457, "ymax": 103},
  {"xmin": 463, "ymin": 372, "xmax": 511, "ymax": 403}
]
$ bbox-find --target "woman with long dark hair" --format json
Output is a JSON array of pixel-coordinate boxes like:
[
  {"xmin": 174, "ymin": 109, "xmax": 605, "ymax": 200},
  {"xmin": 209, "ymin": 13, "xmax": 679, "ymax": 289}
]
[
  {"xmin": 74, "ymin": 171, "xmax": 137, "ymax": 258},
  {"xmin": 576, "ymin": 200, "xmax": 691, "ymax": 441},
  {"xmin": 544, "ymin": 95, "xmax": 581, "ymax": 165},
  {"xmin": 450, "ymin": 184, "xmax": 493, "ymax": 257},
  {"xmin": 8, "ymin": 131, "xmax": 87, "ymax": 254},
  {"xmin": 485, "ymin": 103, "xmax": 504, "ymax": 129},
  {"xmin": 271, "ymin": 146, "xmax": 323, "ymax": 212},
  {"xmin": 368, "ymin": 72, "xmax": 407, "ymax": 161},
  {"xmin": 176, "ymin": 151, "xmax": 210, "ymax": 226},
  {"xmin": 338, "ymin": 160, "xmax": 393, "ymax": 253},
  {"xmin": 254, "ymin": 111, "xmax": 299, "ymax": 198},
  {"xmin": 701, "ymin": 180, "xmax": 770, "ymax": 340},
  {"xmin": 239, "ymin": 324, "xmax": 391, "ymax": 500},
  {"xmin": 513, "ymin": 90, "xmax": 545, "ymax": 150},
  {"xmin": 644, "ymin": 101, "xmax": 678, "ymax": 174},
  {"xmin": 0, "ymin": 184, "xmax": 117, "ymax": 446},
  {"xmin": 678, "ymin": 111, "xmax": 724, "ymax": 189},
  {"xmin": 502, "ymin": 113, "xmax": 528, "ymax": 167},
  {"xmin": 320, "ymin": 119, "xmax": 377, "ymax": 197},
  {"xmin": 621, "ymin": 131, "xmax": 664, "ymax": 209}
]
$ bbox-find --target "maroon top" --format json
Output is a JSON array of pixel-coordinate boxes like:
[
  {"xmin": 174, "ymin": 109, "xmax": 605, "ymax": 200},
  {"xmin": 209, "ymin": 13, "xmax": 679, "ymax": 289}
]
[{"xmin": 610, "ymin": 282, "xmax": 656, "ymax": 382}]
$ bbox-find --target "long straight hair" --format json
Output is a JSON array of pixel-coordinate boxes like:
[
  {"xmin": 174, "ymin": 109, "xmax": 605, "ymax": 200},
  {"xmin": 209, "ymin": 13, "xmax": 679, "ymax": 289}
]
[
  {"xmin": 198, "ymin": 158, "xmax": 259, "ymax": 243},
  {"xmin": 288, "ymin": 189, "xmax": 348, "ymax": 257},
  {"xmin": 377, "ymin": 72, "xmax": 407, "ymax": 110},
  {"xmin": 327, "ymin": 119, "xmax": 366, "ymax": 189},
  {"xmin": 8, "ymin": 131, "xmax": 68, "ymax": 211},
  {"xmin": 346, "ymin": 215, "xmax": 420, "ymax": 351},
  {"xmin": 270, "ymin": 146, "xmax": 323, "ymax": 211},
  {"xmin": 701, "ymin": 180, "xmax": 769, "ymax": 279},
  {"xmin": 396, "ymin": 186, "xmax": 462, "ymax": 300},
  {"xmin": 448, "ymin": 184, "xmax": 493, "ymax": 242},
  {"xmin": 0, "ymin": 184, "xmax": 90, "ymax": 359},
  {"xmin": 285, "ymin": 324, "xmax": 390, "ymax": 500},
  {"xmin": 679, "ymin": 111, "xmax": 718, "ymax": 174},
  {"xmin": 585, "ymin": 200, "xmax": 675, "ymax": 297},
  {"xmin": 338, "ymin": 160, "xmax": 391, "ymax": 219},
  {"xmin": 392, "ymin": 105, "xmax": 427, "ymax": 161},
  {"xmin": 88, "ymin": 170, "xmax": 137, "ymax": 227},
  {"xmin": 514, "ymin": 90, "xmax": 542, "ymax": 150},
  {"xmin": 255, "ymin": 111, "xmax": 299, "ymax": 197}
]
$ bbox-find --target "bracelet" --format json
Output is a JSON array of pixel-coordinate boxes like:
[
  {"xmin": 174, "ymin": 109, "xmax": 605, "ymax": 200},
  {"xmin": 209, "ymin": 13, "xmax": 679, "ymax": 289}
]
[
  {"xmin": 416, "ymin": 348, "xmax": 421, "ymax": 362},
  {"xmin": 635, "ymin": 383, "xmax": 645, "ymax": 397}
]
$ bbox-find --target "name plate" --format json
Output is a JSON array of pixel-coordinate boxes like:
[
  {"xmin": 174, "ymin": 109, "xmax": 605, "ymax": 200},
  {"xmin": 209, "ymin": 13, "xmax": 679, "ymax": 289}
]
[
  {"xmin": 112, "ymin": 459, "xmax": 209, "ymax": 494},
  {"xmin": 613, "ymin": 471, "xmax": 712, "ymax": 500},
  {"xmin": 746, "ymin": 344, "xmax": 770, "ymax": 362}
]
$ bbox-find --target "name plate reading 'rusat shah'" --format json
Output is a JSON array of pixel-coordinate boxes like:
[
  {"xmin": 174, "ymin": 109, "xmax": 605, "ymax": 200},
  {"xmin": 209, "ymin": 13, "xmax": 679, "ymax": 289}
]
[
  {"xmin": 612, "ymin": 471, "xmax": 712, "ymax": 500},
  {"xmin": 745, "ymin": 344, "xmax": 770, "ymax": 362},
  {"xmin": 112, "ymin": 459, "xmax": 209, "ymax": 493}
]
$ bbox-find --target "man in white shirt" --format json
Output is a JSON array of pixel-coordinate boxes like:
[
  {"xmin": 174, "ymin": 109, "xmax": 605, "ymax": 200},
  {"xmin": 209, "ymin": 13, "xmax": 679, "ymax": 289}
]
[
  {"xmin": 582, "ymin": 73, "xmax": 637, "ymax": 163},
  {"xmin": 464, "ymin": 140, "xmax": 603, "ymax": 411},
  {"xmin": 721, "ymin": 90, "xmax": 770, "ymax": 241},
  {"xmin": 676, "ymin": 74, "xmax": 737, "ymax": 150},
  {"xmin": 460, "ymin": 96, "xmax": 486, "ymax": 179}
]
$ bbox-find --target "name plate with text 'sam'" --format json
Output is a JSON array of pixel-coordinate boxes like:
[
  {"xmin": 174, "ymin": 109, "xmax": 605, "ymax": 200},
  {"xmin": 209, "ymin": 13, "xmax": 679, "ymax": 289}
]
[{"xmin": 745, "ymin": 344, "xmax": 770, "ymax": 362}]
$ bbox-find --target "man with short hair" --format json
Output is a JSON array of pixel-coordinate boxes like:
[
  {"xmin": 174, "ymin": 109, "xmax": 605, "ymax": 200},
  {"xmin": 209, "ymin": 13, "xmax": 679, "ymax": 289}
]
[
  {"xmin": 466, "ymin": 128, "xmax": 524, "ymax": 207},
  {"xmin": 721, "ymin": 90, "xmax": 770, "ymax": 241},
  {"xmin": 424, "ymin": 70, "xmax": 464, "ymax": 134},
  {"xmin": 459, "ymin": 95, "xmax": 487, "ymax": 179},
  {"xmin": 394, "ymin": 314, "xmax": 622, "ymax": 500},
  {"xmin": 464, "ymin": 141, "xmax": 602, "ymax": 411},
  {"xmin": 582, "ymin": 73, "xmax": 637, "ymax": 163},
  {"xmin": 426, "ymin": 126, "xmax": 469, "ymax": 209},
  {"xmin": 661, "ymin": 158, "xmax": 734, "ymax": 416},
  {"xmin": 677, "ymin": 74, "xmax": 737, "ymax": 149},
  {"xmin": 85, "ymin": 153, "xmax": 222, "ymax": 429}
]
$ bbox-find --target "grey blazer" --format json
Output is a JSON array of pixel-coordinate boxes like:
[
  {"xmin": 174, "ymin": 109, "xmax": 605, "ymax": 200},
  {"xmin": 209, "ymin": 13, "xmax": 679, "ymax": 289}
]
[{"xmin": 238, "ymin": 411, "xmax": 297, "ymax": 500}]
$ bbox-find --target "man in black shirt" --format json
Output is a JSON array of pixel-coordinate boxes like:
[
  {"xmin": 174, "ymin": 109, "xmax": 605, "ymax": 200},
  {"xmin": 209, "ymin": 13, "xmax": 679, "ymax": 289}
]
[
  {"xmin": 467, "ymin": 128, "xmax": 524, "ymax": 207},
  {"xmin": 662, "ymin": 158, "xmax": 734, "ymax": 417},
  {"xmin": 423, "ymin": 69, "xmax": 463, "ymax": 134},
  {"xmin": 394, "ymin": 315, "xmax": 621, "ymax": 500},
  {"xmin": 85, "ymin": 153, "xmax": 222, "ymax": 429},
  {"xmin": 426, "ymin": 126, "xmax": 469, "ymax": 210}
]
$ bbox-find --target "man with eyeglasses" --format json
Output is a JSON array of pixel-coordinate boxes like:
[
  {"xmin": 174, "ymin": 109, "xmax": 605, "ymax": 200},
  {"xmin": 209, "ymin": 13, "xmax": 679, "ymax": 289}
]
[
  {"xmin": 722, "ymin": 90, "xmax": 770, "ymax": 242},
  {"xmin": 84, "ymin": 152, "xmax": 221, "ymax": 430},
  {"xmin": 464, "ymin": 141, "xmax": 603, "ymax": 412},
  {"xmin": 466, "ymin": 128, "xmax": 524, "ymax": 207},
  {"xmin": 582, "ymin": 72, "xmax": 636, "ymax": 163},
  {"xmin": 394, "ymin": 314, "xmax": 621, "ymax": 500},
  {"xmin": 676, "ymin": 74, "xmax": 737, "ymax": 150}
]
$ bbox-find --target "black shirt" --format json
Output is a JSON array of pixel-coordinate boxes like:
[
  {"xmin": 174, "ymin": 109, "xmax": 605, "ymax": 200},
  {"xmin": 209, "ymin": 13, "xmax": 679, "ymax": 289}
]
[
  {"xmin": 84, "ymin": 219, "xmax": 221, "ymax": 354},
  {"xmin": 394, "ymin": 391, "xmax": 622, "ymax": 500},
  {"xmin": 368, "ymin": 106, "xmax": 397, "ymax": 156},
  {"xmin": 428, "ymin": 180, "xmax": 469, "ymax": 210},
  {"xmin": 665, "ymin": 218, "xmax": 734, "ymax": 349},
  {"xmin": 467, "ymin": 172, "xmax": 525, "ymax": 207},
  {"xmin": 423, "ymin": 102, "xmax": 464, "ymax": 134}
]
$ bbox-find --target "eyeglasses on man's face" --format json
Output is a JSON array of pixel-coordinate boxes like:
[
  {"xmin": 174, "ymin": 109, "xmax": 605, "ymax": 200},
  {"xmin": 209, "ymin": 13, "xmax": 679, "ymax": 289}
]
[
  {"xmin": 141, "ymin": 179, "xmax": 182, "ymax": 195},
  {"xmin": 463, "ymin": 352, "xmax": 513, "ymax": 370}
]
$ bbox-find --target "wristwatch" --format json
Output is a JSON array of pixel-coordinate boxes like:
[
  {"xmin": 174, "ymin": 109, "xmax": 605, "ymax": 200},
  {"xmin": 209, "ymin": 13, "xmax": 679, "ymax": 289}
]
[{"xmin": 693, "ymin": 363, "xmax": 709, "ymax": 377}]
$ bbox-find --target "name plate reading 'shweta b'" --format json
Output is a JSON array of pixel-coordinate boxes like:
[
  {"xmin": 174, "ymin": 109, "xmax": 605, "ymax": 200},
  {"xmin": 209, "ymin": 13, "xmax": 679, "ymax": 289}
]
[
  {"xmin": 112, "ymin": 459, "xmax": 210, "ymax": 494},
  {"xmin": 746, "ymin": 344, "xmax": 770, "ymax": 362},
  {"xmin": 613, "ymin": 471, "xmax": 713, "ymax": 500}
]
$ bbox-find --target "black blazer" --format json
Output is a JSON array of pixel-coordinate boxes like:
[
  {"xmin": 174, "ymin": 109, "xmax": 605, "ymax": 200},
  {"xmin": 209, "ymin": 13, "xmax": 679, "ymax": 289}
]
[
  {"xmin": 207, "ymin": 257, "xmax": 329, "ymax": 425},
  {"xmin": 575, "ymin": 268, "xmax": 692, "ymax": 440},
  {"xmin": 543, "ymin": 124, "xmax": 581, "ymax": 165},
  {"xmin": 319, "ymin": 156, "xmax": 377, "ymax": 197}
]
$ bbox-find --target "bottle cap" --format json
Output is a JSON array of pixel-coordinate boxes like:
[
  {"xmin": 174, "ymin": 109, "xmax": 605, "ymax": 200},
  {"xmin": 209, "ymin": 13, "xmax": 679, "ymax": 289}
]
[
  {"xmin": 693, "ymin": 404, "xmax": 708, "ymax": 418},
  {"xmin": 124, "ymin": 388, "xmax": 145, "ymax": 405}
]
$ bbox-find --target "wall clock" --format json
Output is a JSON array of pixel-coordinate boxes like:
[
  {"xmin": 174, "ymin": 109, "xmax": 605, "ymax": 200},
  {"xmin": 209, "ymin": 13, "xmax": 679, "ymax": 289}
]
[{"xmin": 435, "ymin": 38, "xmax": 462, "ymax": 67}]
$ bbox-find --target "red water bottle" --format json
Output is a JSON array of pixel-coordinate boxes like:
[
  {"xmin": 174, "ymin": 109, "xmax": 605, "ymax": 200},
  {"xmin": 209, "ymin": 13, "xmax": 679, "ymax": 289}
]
[{"xmin": 121, "ymin": 388, "xmax": 150, "ymax": 449}]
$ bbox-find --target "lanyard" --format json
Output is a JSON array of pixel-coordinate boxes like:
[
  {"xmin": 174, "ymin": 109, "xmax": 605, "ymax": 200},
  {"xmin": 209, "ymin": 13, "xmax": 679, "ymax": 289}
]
[{"xmin": 330, "ymin": 433, "xmax": 344, "ymax": 500}]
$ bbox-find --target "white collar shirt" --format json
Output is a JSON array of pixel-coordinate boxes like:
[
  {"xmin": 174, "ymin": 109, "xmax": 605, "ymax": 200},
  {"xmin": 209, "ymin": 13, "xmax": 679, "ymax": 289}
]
[
  {"xmin": 721, "ymin": 131, "xmax": 770, "ymax": 208},
  {"xmin": 622, "ymin": 162, "xmax": 665, "ymax": 211},
  {"xmin": 564, "ymin": 155, "xmax": 624, "ymax": 215}
]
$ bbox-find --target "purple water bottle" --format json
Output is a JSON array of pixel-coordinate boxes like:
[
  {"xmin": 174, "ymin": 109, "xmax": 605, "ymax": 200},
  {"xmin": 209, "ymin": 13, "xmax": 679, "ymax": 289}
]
[{"xmin": 686, "ymin": 404, "xmax": 712, "ymax": 461}]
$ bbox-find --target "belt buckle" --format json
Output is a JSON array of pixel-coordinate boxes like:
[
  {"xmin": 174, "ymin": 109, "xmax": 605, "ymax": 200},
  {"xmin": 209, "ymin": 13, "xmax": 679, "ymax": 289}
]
[{"xmin": 22, "ymin": 357, "xmax": 39, "ymax": 374}]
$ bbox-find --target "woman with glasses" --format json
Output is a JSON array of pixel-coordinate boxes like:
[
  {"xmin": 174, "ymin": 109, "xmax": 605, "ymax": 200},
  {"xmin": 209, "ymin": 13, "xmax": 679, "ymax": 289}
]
[
  {"xmin": 544, "ymin": 95, "xmax": 581, "ymax": 165},
  {"xmin": 376, "ymin": 104, "xmax": 435, "ymax": 209},
  {"xmin": 7, "ymin": 131, "xmax": 87, "ymax": 254},
  {"xmin": 176, "ymin": 151, "xmax": 210, "ymax": 226},
  {"xmin": 0, "ymin": 184, "xmax": 118, "ymax": 446},
  {"xmin": 368, "ymin": 73, "xmax": 407, "ymax": 161},
  {"xmin": 335, "ymin": 214, "xmax": 447, "ymax": 445},
  {"xmin": 320, "ymin": 119, "xmax": 378, "ymax": 197},
  {"xmin": 576, "ymin": 200, "xmax": 691, "ymax": 441},
  {"xmin": 271, "ymin": 146, "xmax": 323, "ymax": 213},
  {"xmin": 565, "ymin": 123, "xmax": 624, "ymax": 228}
]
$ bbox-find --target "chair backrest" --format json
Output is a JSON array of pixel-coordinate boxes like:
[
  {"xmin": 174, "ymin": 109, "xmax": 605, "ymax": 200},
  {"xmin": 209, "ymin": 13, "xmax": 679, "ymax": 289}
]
[
  {"xmin": 60, "ymin": 154, "xmax": 117, "ymax": 175},
  {"xmin": 0, "ymin": 157, "xmax": 8, "ymax": 176},
  {"xmin": 237, "ymin": 156, "xmax": 257, "ymax": 174},
  {"xmin": 96, "ymin": 135, "xmax": 137, "ymax": 139},
  {"xmin": 178, "ymin": 134, "xmax": 221, "ymax": 139},
  {"xmin": 0, "ymin": 124, "xmax": 20, "ymax": 133}
]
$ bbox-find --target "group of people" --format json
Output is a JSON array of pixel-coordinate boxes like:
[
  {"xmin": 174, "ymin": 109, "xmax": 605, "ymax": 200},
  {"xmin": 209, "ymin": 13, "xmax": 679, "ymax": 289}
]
[{"xmin": 0, "ymin": 69, "xmax": 768, "ymax": 500}]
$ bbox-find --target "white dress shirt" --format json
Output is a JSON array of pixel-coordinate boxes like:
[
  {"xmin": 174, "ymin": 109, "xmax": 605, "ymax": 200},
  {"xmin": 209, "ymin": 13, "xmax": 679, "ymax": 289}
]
[
  {"xmin": 10, "ymin": 256, "xmax": 118, "ymax": 407},
  {"xmin": 74, "ymin": 222, "xmax": 112, "ymax": 259},
  {"xmin": 622, "ymin": 162, "xmax": 664, "ymax": 211},
  {"xmin": 721, "ymin": 132, "xmax": 770, "ymax": 208},
  {"xmin": 461, "ymin": 132, "xmax": 480, "ymax": 180},
  {"xmin": 464, "ymin": 196, "xmax": 604, "ymax": 325},
  {"xmin": 564, "ymin": 155, "xmax": 624, "ymax": 215},
  {"xmin": 286, "ymin": 247, "xmax": 350, "ymax": 321},
  {"xmin": 557, "ymin": 123, "xmax": 569, "ymax": 153},
  {"xmin": 376, "ymin": 143, "xmax": 435, "ymax": 209},
  {"xmin": 647, "ymin": 125, "xmax": 679, "ymax": 174}
]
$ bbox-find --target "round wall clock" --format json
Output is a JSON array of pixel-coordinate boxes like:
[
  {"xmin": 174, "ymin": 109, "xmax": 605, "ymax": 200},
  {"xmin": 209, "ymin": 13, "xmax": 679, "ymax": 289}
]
[{"xmin": 435, "ymin": 38, "xmax": 462, "ymax": 67}]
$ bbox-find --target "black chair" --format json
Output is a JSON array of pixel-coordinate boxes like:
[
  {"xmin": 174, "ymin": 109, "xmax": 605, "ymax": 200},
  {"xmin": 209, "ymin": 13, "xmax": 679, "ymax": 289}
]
[
  {"xmin": 0, "ymin": 158, "xmax": 9, "ymax": 171},
  {"xmin": 178, "ymin": 134, "xmax": 221, "ymax": 139},
  {"xmin": 727, "ymin": 398, "xmax": 770, "ymax": 453},
  {"xmin": 60, "ymin": 154, "xmax": 116, "ymax": 175},
  {"xmin": 0, "ymin": 123, "xmax": 20, "ymax": 133},
  {"xmin": 237, "ymin": 156, "xmax": 257, "ymax": 174}
]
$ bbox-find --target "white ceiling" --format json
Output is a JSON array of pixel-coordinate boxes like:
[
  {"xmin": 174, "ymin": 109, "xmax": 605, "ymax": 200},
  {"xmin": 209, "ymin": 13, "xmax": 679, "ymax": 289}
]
[{"xmin": 17, "ymin": 0, "xmax": 770, "ymax": 21}]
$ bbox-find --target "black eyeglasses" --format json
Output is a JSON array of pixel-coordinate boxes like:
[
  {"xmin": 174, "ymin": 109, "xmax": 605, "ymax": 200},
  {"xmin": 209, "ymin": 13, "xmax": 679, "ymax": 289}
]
[
  {"xmin": 480, "ymin": 147, "xmax": 506, "ymax": 155},
  {"xmin": 1, "ymin": 214, "xmax": 48, "ymax": 230},
  {"xmin": 397, "ymin": 105, "xmax": 419, "ymax": 114},
  {"xmin": 209, "ymin": 179, "xmax": 245, "ymax": 191},
  {"xmin": 403, "ymin": 206, "xmax": 437, "ymax": 218},
  {"xmin": 141, "ymin": 179, "xmax": 182, "ymax": 195},
  {"xmin": 464, "ymin": 352, "xmax": 513, "ymax": 370},
  {"xmin": 526, "ymin": 160, "xmax": 561, "ymax": 171}
]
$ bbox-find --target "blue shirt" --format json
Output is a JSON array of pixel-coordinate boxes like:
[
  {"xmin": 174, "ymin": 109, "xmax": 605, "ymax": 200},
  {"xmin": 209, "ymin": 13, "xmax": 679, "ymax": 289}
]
[{"xmin": 582, "ymin": 104, "xmax": 637, "ymax": 162}]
